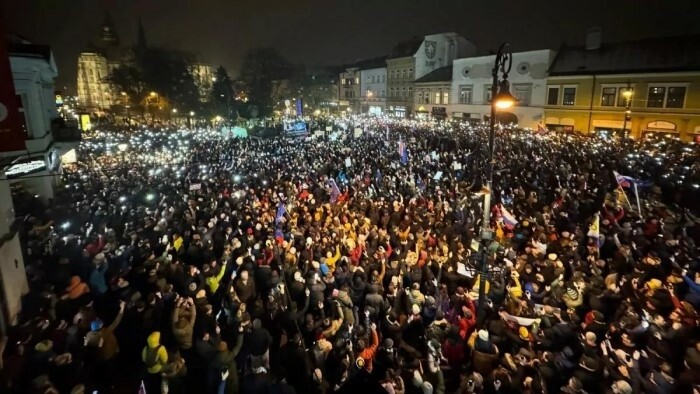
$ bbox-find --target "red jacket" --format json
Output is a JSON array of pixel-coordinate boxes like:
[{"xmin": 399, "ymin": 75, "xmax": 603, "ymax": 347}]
[{"xmin": 359, "ymin": 329, "xmax": 378, "ymax": 372}]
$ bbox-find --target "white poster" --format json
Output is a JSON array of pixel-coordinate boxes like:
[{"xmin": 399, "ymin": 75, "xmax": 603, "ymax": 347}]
[
  {"xmin": 314, "ymin": 130, "xmax": 325, "ymax": 138},
  {"xmin": 452, "ymin": 161, "xmax": 463, "ymax": 170},
  {"xmin": 353, "ymin": 128, "xmax": 363, "ymax": 138},
  {"xmin": 345, "ymin": 158, "xmax": 352, "ymax": 168},
  {"xmin": 189, "ymin": 183, "xmax": 202, "ymax": 191},
  {"xmin": 433, "ymin": 171, "xmax": 443, "ymax": 180},
  {"xmin": 326, "ymin": 126, "xmax": 332, "ymax": 132}
]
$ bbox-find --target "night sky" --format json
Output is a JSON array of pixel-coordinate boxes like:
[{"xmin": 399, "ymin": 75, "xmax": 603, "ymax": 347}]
[{"xmin": 4, "ymin": 0, "xmax": 699, "ymax": 91}]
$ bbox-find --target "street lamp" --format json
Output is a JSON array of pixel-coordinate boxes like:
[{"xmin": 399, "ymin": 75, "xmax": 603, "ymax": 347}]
[
  {"xmin": 621, "ymin": 86, "xmax": 633, "ymax": 137},
  {"xmin": 477, "ymin": 42, "xmax": 517, "ymax": 329}
]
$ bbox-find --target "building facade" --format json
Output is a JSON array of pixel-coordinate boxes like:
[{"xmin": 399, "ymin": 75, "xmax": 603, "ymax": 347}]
[
  {"xmin": 414, "ymin": 33, "xmax": 475, "ymax": 80},
  {"xmin": 386, "ymin": 56, "xmax": 416, "ymax": 118},
  {"xmin": 545, "ymin": 33, "xmax": 700, "ymax": 141},
  {"xmin": 338, "ymin": 68, "xmax": 361, "ymax": 114},
  {"xmin": 1, "ymin": 38, "xmax": 80, "ymax": 328},
  {"xmin": 190, "ymin": 63, "xmax": 214, "ymax": 102},
  {"xmin": 414, "ymin": 66, "xmax": 453, "ymax": 120},
  {"xmin": 360, "ymin": 67, "xmax": 387, "ymax": 115},
  {"xmin": 451, "ymin": 49, "xmax": 555, "ymax": 127},
  {"xmin": 77, "ymin": 51, "xmax": 114, "ymax": 110}
]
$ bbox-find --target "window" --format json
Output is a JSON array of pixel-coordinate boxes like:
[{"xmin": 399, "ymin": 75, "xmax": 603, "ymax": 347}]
[
  {"xmin": 562, "ymin": 87, "xmax": 576, "ymax": 105},
  {"xmin": 401, "ymin": 70, "xmax": 405, "ymax": 79},
  {"xmin": 382, "ymin": 75, "xmax": 386, "ymax": 83},
  {"xmin": 425, "ymin": 91, "xmax": 431, "ymax": 104},
  {"xmin": 647, "ymin": 87, "xmax": 665, "ymax": 108},
  {"xmin": 434, "ymin": 92, "xmax": 441, "ymax": 105},
  {"xmin": 389, "ymin": 71, "xmax": 394, "ymax": 79},
  {"xmin": 355, "ymin": 77, "xmax": 359, "ymax": 85},
  {"xmin": 547, "ymin": 87, "xmax": 559, "ymax": 105},
  {"xmin": 341, "ymin": 78, "xmax": 346, "ymax": 85},
  {"xmin": 402, "ymin": 88, "xmax": 406, "ymax": 99},
  {"xmin": 417, "ymin": 91, "xmax": 423, "ymax": 103},
  {"xmin": 666, "ymin": 87, "xmax": 686, "ymax": 108},
  {"xmin": 442, "ymin": 92, "xmax": 449, "ymax": 105},
  {"xmin": 408, "ymin": 68, "xmax": 413, "ymax": 79},
  {"xmin": 484, "ymin": 85, "xmax": 493, "ymax": 103},
  {"xmin": 367, "ymin": 77, "xmax": 372, "ymax": 83},
  {"xmin": 513, "ymin": 84, "xmax": 532, "ymax": 106},
  {"xmin": 459, "ymin": 85, "xmax": 473, "ymax": 104},
  {"xmin": 601, "ymin": 87, "xmax": 617, "ymax": 106},
  {"xmin": 408, "ymin": 87, "xmax": 413, "ymax": 99},
  {"xmin": 617, "ymin": 87, "xmax": 633, "ymax": 107}
]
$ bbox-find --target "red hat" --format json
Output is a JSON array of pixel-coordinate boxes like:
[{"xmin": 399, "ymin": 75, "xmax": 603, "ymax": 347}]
[{"xmin": 247, "ymin": 228, "xmax": 254, "ymax": 235}]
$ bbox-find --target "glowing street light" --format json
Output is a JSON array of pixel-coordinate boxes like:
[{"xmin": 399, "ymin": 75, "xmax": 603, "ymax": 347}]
[
  {"xmin": 189, "ymin": 111, "xmax": 195, "ymax": 117},
  {"xmin": 172, "ymin": 108, "xmax": 178, "ymax": 113},
  {"xmin": 215, "ymin": 115, "xmax": 223, "ymax": 122}
]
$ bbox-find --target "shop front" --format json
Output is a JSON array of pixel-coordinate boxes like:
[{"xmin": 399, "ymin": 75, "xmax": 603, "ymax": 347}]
[
  {"xmin": 545, "ymin": 117, "xmax": 576, "ymax": 133},
  {"xmin": 641, "ymin": 120, "xmax": 679, "ymax": 140},
  {"xmin": 591, "ymin": 119, "xmax": 629, "ymax": 139},
  {"xmin": 431, "ymin": 106, "xmax": 448, "ymax": 121}
]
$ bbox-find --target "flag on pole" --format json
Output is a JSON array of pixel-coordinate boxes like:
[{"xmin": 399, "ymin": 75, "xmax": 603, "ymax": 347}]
[
  {"xmin": 587, "ymin": 214, "xmax": 600, "ymax": 240},
  {"xmin": 613, "ymin": 170, "xmax": 635, "ymax": 188},
  {"xmin": 275, "ymin": 200, "xmax": 287, "ymax": 224},
  {"xmin": 500, "ymin": 205, "xmax": 518, "ymax": 228},
  {"xmin": 536, "ymin": 121, "xmax": 547, "ymax": 134}
]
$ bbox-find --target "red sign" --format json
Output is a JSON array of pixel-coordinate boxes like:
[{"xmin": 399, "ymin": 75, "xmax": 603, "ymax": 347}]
[{"xmin": 0, "ymin": 38, "xmax": 26, "ymax": 152}]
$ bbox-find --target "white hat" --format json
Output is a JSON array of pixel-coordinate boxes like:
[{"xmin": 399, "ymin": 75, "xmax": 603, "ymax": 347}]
[
  {"xmin": 306, "ymin": 237, "xmax": 313, "ymax": 245},
  {"xmin": 311, "ymin": 261, "xmax": 320, "ymax": 269},
  {"xmin": 478, "ymin": 329, "xmax": 489, "ymax": 341},
  {"xmin": 547, "ymin": 253, "xmax": 557, "ymax": 261}
]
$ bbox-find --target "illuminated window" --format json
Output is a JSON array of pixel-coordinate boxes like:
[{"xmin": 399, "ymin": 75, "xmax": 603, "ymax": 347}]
[
  {"xmin": 459, "ymin": 85, "xmax": 473, "ymax": 104},
  {"xmin": 617, "ymin": 87, "xmax": 633, "ymax": 107},
  {"xmin": 647, "ymin": 87, "xmax": 665, "ymax": 107},
  {"xmin": 442, "ymin": 92, "xmax": 449, "ymax": 105},
  {"xmin": 562, "ymin": 87, "xmax": 576, "ymax": 105},
  {"xmin": 434, "ymin": 92, "xmax": 441, "ymax": 104}
]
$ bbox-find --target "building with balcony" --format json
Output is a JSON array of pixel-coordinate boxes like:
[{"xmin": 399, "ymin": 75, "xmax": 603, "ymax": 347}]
[
  {"xmin": 0, "ymin": 36, "xmax": 80, "ymax": 328},
  {"xmin": 544, "ymin": 31, "xmax": 700, "ymax": 141},
  {"xmin": 451, "ymin": 49, "xmax": 555, "ymax": 126}
]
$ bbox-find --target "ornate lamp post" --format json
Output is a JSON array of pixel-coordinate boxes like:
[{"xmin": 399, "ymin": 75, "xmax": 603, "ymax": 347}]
[{"xmin": 477, "ymin": 42, "xmax": 517, "ymax": 328}]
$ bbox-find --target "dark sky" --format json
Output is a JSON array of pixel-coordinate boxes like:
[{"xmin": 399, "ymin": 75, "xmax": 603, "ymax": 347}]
[{"xmin": 4, "ymin": 0, "xmax": 699, "ymax": 91}]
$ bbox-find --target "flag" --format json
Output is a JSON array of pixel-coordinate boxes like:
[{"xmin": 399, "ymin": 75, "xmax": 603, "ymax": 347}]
[
  {"xmin": 275, "ymin": 201, "xmax": 286, "ymax": 224},
  {"xmin": 587, "ymin": 214, "xmax": 600, "ymax": 240},
  {"xmin": 416, "ymin": 174, "xmax": 425, "ymax": 191},
  {"xmin": 398, "ymin": 137, "xmax": 408, "ymax": 165},
  {"xmin": 139, "ymin": 381, "xmax": 147, "ymax": 394},
  {"xmin": 500, "ymin": 205, "xmax": 518, "ymax": 227},
  {"xmin": 536, "ymin": 121, "xmax": 547, "ymax": 134},
  {"xmin": 329, "ymin": 178, "xmax": 341, "ymax": 203},
  {"xmin": 613, "ymin": 171, "xmax": 635, "ymax": 188}
]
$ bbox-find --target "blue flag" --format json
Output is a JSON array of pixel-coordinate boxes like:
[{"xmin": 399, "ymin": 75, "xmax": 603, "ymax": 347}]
[
  {"xmin": 275, "ymin": 201, "xmax": 286, "ymax": 225},
  {"xmin": 398, "ymin": 137, "xmax": 408, "ymax": 165}
]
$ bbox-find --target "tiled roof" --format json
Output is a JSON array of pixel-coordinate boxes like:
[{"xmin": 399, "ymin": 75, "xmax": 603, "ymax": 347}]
[
  {"xmin": 415, "ymin": 66, "xmax": 452, "ymax": 83},
  {"xmin": 549, "ymin": 35, "xmax": 700, "ymax": 75}
]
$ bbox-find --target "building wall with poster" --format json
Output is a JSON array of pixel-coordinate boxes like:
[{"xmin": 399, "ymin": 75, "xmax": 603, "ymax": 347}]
[{"xmin": 545, "ymin": 33, "xmax": 700, "ymax": 141}]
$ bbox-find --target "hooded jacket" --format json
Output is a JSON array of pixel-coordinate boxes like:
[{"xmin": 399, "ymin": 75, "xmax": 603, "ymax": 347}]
[
  {"xmin": 142, "ymin": 331, "xmax": 169, "ymax": 373},
  {"xmin": 65, "ymin": 276, "xmax": 90, "ymax": 300},
  {"xmin": 172, "ymin": 303, "xmax": 196, "ymax": 350}
]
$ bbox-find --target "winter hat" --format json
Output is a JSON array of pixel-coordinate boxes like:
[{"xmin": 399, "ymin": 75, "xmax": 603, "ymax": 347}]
[
  {"xmin": 90, "ymin": 319, "xmax": 104, "ymax": 331},
  {"xmin": 478, "ymin": 329, "xmax": 489, "ymax": 341}
]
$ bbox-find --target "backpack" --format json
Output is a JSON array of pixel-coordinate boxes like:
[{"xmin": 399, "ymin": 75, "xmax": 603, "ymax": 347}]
[{"xmin": 144, "ymin": 345, "xmax": 163, "ymax": 368}]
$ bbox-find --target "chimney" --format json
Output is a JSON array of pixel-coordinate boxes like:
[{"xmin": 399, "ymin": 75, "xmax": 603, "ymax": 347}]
[{"xmin": 585, "ymin": 27, "xmax": 602, "ymax": 50}]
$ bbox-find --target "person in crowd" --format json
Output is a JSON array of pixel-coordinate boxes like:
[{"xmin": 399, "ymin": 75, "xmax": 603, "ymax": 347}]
[{"xmin": 2, "ymin": 118, "xmax": 699, "ymax": 393}]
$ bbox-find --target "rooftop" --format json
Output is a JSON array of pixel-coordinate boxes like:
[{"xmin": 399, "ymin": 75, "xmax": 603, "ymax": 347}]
[
  {"xmin": 415, "ymin": 66, "xmax": 452, "ymax": 83},
  {"xmin": 389, "ymin": 37, "xmax": 423, "ymax": 59},
  {"xmin": 549, "ymin": 34, "xmax": 700, "ymax": 76}
]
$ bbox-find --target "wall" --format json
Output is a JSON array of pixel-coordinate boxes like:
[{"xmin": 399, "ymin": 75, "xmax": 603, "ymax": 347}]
[
  {"xmin": 77, "ymin": 52, "xmax": 113, "ymax": 109},
  {"xmin": 545, "ymin": 71, "xmax": 700, "ymax": 140},
  {"xmin": 451, "ymin": 49, "xmax": 554, "ymax": 127},
  {"xmin": 0, "ymin": 178, "xmax": 28, "ymax": 328},
  {"xmin": 415, "ymin": 33, "xmax": 476, "ymax": 81},
  {"xmin": 360, "ymin": 67, "xmax": 387, "ymax": 112}
]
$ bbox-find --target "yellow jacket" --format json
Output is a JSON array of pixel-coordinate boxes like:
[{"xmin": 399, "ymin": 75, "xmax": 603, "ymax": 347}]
[
  {"xmin": 325, "ymin": 246, "xmax": 341, "ymax": 271},
  {"xmin": 142, "ymin": 331, "xmax": 168, "ymax": 373}
]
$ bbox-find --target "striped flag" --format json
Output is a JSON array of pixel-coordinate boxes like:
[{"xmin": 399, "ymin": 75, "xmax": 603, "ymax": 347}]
[
  {"xmin": 613, "ymin": 170, "xmax": 635, "ymax": 188},
  {"xmin": 329, "ymin": 178, "xmax": 341, "ymax": 203},
  {"xmin": 500, "ymin": 205, "xmax": 518, "ymax": 228}
]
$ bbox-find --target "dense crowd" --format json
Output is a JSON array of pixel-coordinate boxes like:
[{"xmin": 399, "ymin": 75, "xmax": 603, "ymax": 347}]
[{"xmin": 1, "ymin": 118, "xmax": 699, "ymax": 394}]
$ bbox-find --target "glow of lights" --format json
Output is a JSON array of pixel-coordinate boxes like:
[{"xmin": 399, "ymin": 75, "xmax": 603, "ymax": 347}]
[
  {"xmin": 119, "ymin": 196, "xmax": 127, "ymax": 202},
  {"xmin": 146, "ymin": 194, "xmax": 155, "ymax": 201},
  {"xmin": 117, "ymin": 143, "xmax": 128, "ymax": 152},
  {"xmin": 233, "ymin": 175, "xmax": 242, "ymax": 183},
  {"xmin": 61, "ymin": 222, "xmax": 70, "ymax": 230}
]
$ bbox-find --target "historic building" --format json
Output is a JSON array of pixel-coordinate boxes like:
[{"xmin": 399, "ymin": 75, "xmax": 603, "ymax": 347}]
[
  {"xmin": 338, "ymin": 67, "xmax": 361, "ymax": 114},
  {"xmin": 451, "ymin": 49, "xmax": 555, "ymax": 127},
  {"xmin": 414, "ymin": 66, "xmax": 453, "ymax": 120},
  {"xmin": 387, "ymin": 33, "xmax": 475, "ymax": 118},
  {"xmin": 545, "ymin": 30, "xmax": 700, "ymax": 141},
  {"xmin": 77, "ymin": 13, "xmax": 132, "ymax": 111},
  {"xmin": 360, "ymin": 66, "xmax": 386, "ymax": 115},
  {"xmin": 1, "ymin": 36, "xmax": 81, "ymax": 327}
]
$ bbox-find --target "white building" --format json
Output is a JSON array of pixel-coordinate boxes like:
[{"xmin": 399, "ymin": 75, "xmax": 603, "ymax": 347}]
[
  {"xmin": 414, "ymin": 33, "xmax": 475, "ymax": 81},
  {"xmin": 450, "ymin": 49, "xmax": 555, "ymax": 127},
  {"xmin": 360, "ymin": 67, "xmax": 386, "ymax": 115},
  {"xmin": 0, "ymin": 39, "xmax": 80, "ymax": 328}
]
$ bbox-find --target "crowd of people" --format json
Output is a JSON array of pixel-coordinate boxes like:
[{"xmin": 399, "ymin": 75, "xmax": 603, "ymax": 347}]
[{"xmin": 1, "ymin": 117, "xmax": 699, "ymax": 394}]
